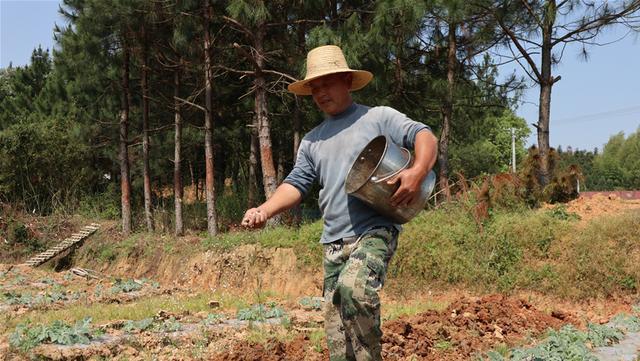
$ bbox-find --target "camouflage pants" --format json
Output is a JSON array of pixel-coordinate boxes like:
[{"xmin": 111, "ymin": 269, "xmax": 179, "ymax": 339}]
[{"xmin": 323, "ymin": 226, "xmax": 399, "ymax": 361}]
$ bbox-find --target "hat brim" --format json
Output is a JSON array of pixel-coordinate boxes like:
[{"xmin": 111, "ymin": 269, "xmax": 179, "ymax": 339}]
[{"xmin": 287, "ymin": 70, "xmax": 373, "ymax": 96}]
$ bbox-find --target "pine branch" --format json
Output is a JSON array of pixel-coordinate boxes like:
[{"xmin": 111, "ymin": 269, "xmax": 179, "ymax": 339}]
[
  {"xmin": 519, "ymin": 0, "xmax": 544, "ymax": 28},
  {"xmin": 174, "ymin": 96, "xmax": 205, "ymax": 112},
  {"xmin": 552, "ymin": 2, "xmax": 640, "ymax": 46},
  {"xmin": 496, "ymin": 17, "xmax": 542, "ymax": 81},
  {"xmin": 266, "ymin": 19, "xmax": 326, "ymax": 27},
  {"xmin": 222, "ymin": 16, "xmax": 254, "ymax": 38}
]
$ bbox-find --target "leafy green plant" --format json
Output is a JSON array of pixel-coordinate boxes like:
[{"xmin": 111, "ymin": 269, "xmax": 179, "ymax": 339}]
[
  {"xmin": 610, "ymin": 313, "xmax": 640, "ymax": 333},
  {"xmin": 201, "ymin": 313, "xmax": 224, "ymax": 326},
  {"xmin": 586, "ymin": 322, "xmax": 624, "ymax": 347},
  {"xmin": 9, "ymin": 317, "xmax": 98, "ymax": 351},
  {"xmin": 3, "ymin": 291, "xmax": 72, "ymax": 307},
  {"xmin": 547, "ymin": 205, "xmax": 580, "ymax": 221},
  {"xmin": 158, "ymin": 317, "xmax": 182, "ymax": 333},
  {"xmin": 123, "ymin": 318, "xmax": 154, "ymax": 333},
  {"xmin": 39, "ymin": 277, "xmax": 57, "ymax": 286},
  {"xmin": 483, "ymin": 323, "xmax": 630, "ymax": 361},
  {"xmin": 123, "ymin": 317, "xmax": 182, "ymax": 334},
  {"xmin": 110, "ymin": 279, "xmax": 143, "ymax": 294},
  {"xmin": 93, "ymin": 284, "xmax": 103, "ymax": 298},
  {"xmin": 9, "ymin": 275, "xmax": 26, "ymax": 286},
  {"xmin": 298, "ymin": 296, "xmax": 323, "ymax": 311},
  {"xmin": 237, "ymin": 302, "xmax": 285, "ymax": 321}
]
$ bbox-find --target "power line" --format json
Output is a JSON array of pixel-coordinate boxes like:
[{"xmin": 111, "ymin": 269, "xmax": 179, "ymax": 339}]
[{"xmin": 553, "ymin": 105, "xmax": 640, "ymax": 124}]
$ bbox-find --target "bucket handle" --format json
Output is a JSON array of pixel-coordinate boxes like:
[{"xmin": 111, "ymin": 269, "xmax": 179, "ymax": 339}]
[{"xmin": 370, "ymin": 148, "xmax": 412, "ymax": 184}]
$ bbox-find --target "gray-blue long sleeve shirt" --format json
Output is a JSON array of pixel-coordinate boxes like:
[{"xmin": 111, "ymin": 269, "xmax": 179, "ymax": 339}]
[{"xmin": 283, "ymin": 103, "xmax": 430, "ymax": 243}]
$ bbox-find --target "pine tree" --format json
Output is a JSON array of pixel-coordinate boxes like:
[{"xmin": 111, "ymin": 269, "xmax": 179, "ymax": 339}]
[{"xmin": 483, "ymin": 0, "xmax": 640, "ymax": 185}]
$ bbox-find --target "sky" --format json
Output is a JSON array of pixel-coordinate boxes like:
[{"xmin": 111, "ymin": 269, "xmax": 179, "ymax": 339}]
[{"xmin": 1, "ymin": 0, "xmax": 639, "ymax": 152}]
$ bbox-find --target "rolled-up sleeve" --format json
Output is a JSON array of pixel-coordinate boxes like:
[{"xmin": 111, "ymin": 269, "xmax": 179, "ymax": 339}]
[
  {"xmin": 283, "ymin": 140, "xmax": 317, "ymax": 197},
  {"xmin": 381, "ymin": 107, "xmax": 431, "ymax": 149}
]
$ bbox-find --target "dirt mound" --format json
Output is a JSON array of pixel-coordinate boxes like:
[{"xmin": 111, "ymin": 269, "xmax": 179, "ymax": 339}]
[
  {"xmin": 210, "ymin": 334, "xmax": 326, "ymax": 361},
  {"xmin": 382, "ymin": 294, "xmax": 566, "ymax": 360},
  {"xmin": 563, "ymin": 193, "xmax": 640, "ymax": 222},
  {"xmin": 211, "ymin": 295, "xmax": 569, "ymax": 361}
]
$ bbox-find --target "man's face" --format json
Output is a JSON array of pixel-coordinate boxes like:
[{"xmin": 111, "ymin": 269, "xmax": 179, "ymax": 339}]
[{"xmin": 307, "ymin": 73, "xmax": 353, "ymax": 116}]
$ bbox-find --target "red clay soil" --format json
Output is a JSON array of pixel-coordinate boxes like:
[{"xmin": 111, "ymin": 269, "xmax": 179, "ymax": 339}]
[
  {"xmin": 212, "ymin": 294, "xmax": 569, "ymax": 361},
  {"xmin": 211, "ymin": 334, "xmax": 327, "ymax": 361},
  {"xmin": 382, "ymin": 294, "xmax": 566, "ymax": 360},
  {"xmin": 560, "ymin": 193, "xmax": 640, "ymax": 222}
]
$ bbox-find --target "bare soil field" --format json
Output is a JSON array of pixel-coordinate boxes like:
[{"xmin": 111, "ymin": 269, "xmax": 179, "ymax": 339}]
[{"xmin": 1, "ymin": 194, "xmax": 639, "ymax": 360}]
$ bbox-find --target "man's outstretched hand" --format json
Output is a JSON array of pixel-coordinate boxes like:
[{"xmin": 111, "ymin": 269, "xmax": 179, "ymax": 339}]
[{"xmin": 241, "ymin": 208, "xmax": 268, "ymax": 228}]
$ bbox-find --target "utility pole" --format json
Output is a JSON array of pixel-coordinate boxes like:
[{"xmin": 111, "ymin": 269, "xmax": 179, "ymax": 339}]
[{"xmin": 511, "ymin": 128, "xmax": 516, "ymax": 173}]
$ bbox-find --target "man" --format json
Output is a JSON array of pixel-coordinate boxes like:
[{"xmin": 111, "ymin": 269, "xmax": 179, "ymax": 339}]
[{"xmin": 241, "ymin": 45, "xmax": 437, "ymax": 361}]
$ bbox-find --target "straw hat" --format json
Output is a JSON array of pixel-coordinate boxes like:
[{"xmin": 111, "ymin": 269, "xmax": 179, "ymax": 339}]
[{"xmin": 287, "ymin": 45, "xmax": 373, "ymax": 96}]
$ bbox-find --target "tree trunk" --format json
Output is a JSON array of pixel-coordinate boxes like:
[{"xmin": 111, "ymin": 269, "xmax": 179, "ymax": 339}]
[
  {"xmin": 277, "ymin": 149, "xmax": 285, "ymax": 184},
  {"xmin": 292, "ymin": 23, "xmax": 304, "ymax": 159},
  {"xmin": 248, "ymin": 125, "xmax": 258, "ymax": 207},
  {"xmin": 437, "ymin": 22, "xmax": 457, "ymax": 201},
  {"xmin": 189, "ymin": 159, "xmax": 196, "ymax": 199},
  {"xmin": 141, "ymin": 25, "xmax": 154, "ymax": 232},
  {"xmin": 173, "ymin": 69, "xmax": 184, "ymax": 236},
  {"xmin": 393, "ymin": 32, "xmax": 403, "ymax": 98},
  {"xmin": 119, "ymin": 44, "xmax": 132, "ymax": 236},
  {"xmin": 254, "ymin": 23, "xmax": 278, "ymax": 200},
  {"xmin": 293, "ymin": 96, "xmax": 301, "ymax": 157},
  {"xmin": 537, "ymin": 6, "xmax": 554, "ymax": 186},
  {"xmin": 203, "ymin": 0, "xmax": 217, "ymax": 236}
]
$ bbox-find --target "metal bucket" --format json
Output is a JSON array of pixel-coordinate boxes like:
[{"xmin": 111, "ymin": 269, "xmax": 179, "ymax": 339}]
[{"xmin": 345, "ymin": 135, "xmax": 436, "ymax": 224}]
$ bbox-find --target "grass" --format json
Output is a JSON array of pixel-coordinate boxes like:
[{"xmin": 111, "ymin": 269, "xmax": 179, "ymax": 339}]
[
  {"xmin": 2, "ymin": 292, "xmax": 250, "ymax": 335},
  {"xmin": 309, "ymin": 329, "xmax": 326, "ymax": 353},
  {"xmin": 382, "ymin": 299, "xmax": 448, "ymax": 321},
  {"xmin": 71, "ymin": 200, "xmax": 640, "ymax": 301},
  {"xmin": 245, "ymin": 326, "xmax": 295, "ymax": 346},
  {"xmin": 200, "ymin": 221, "xmax": 324, "ymax": 267}
]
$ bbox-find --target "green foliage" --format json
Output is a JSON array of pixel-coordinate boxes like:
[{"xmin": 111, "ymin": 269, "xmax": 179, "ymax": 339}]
[
  {"xmin": 5, "ymin": 221, "xmax": 44, "ymax": 252},
  {"xmin": 557, "ymin": 210, "xmax": 640, "ymax": 298},
  {"xmin": 237, "ymin": 302, "xmax": 285, "ymax": 322},
  {"xmin": 9, "ymin": 317, "xmax": 97, "ymax": 351},
  {"xmin": 159, "ymin": 317, "xmax": 183, "ymax": 332},
  {"xmin": 201, "ymin": 313, "xmax": 225, "ymax": 326},
  {"xmin": 484, "ymin": 320, "xmax": 636, "ymax": 361},
  {"xmin": 122, "ymin": 316, "xmax": 182, "ymax": 333},
  {"xmin": 547, "ymin": 205, "xmax": 580, "ymax": 221},
  {"xmin": 309, "ymin": 329, "xmax": 326, "ymax": 353},
  {"xmin": 519, "ymin": 146, "xmax": 582, "ymax": 205},
  {"xmin": 610, "ymin": 313, "xmax": 640, "ymax": 333},
  {"xmin": 2, "ymin": 290, "xmax": 74, "ymax": 307},
  {"xmin": 586, "ymin": 322, "xmax": 624, "ymax": 347},
  {"xmin": 201, "ymin": 221, "xmax": 323, "ymax": 267},
  {"xmin": 388, "ymin": 198, "xmax": 640, "ymax": 299},
  {"xmin": 0, "ymin": 115, "xmax": 93, "ymax": 213},
  {"xmin": 110, "ymin": 279, "xmax": 144, "ymax": 294},
  {"xmin": 557, "ymin": 128, "xmax": 640, "ymax": 191},
  {"xmin": 123, "ymin": 317, "xmax": 154, "ymax": 333},
  {"xmin": 485, "ymin": 325, "xmax": 597, "ymax": 361},
  {"xmin": 77, "ymin": 183, "xmax": 120, "ymax": 220},
  {"xmin": 298, "ymin": 296, "xmax": 323, "ymax": 311},
  {"xmin": 450, "ymin": 110, "xmax": 530, "ymax": 179}
]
